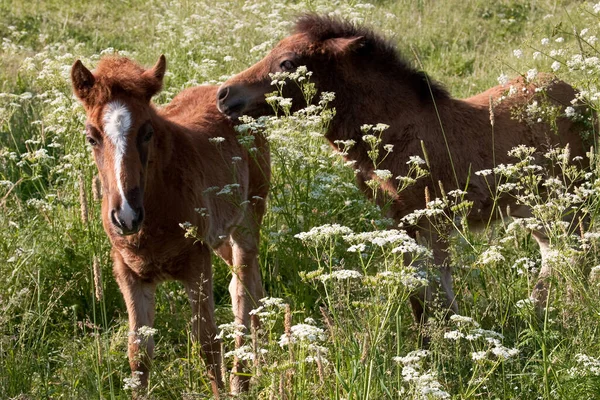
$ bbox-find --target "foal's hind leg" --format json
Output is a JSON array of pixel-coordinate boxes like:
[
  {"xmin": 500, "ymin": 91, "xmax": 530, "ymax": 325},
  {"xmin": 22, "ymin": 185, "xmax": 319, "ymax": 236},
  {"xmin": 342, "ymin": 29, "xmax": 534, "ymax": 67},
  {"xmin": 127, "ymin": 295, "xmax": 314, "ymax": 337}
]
[
  {"xmin": 510, "ymin": 206, "xmax": 556, "ymax": 314},
  {"xmin": 530, "ymin": 230, "xmax": 553, "ymax": 312},
  {"xmin": 182, "ymin": 245, "xmax": 222, "ymax": 398},
  {"xmin": 432, "ymin": 237, "xmax": 459, "ymax": 316}
]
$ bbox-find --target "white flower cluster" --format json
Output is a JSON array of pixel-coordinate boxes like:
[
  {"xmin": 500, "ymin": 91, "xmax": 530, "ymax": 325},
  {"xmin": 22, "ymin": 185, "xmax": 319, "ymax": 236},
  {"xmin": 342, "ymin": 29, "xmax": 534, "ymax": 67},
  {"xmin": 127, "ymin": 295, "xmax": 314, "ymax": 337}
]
[
  {"xmin": 569, "ymin": 354, "xmax": 600, "ymax": 376},
  {"xmin": 511, "ymin": 257, "xmax": 538, "ymax": 276},
  {"xmin": 224, "ymin": 345, "xmax": 267, "ymax": 361},
  {"xmin": 318, "ymin": 269, "xmax": 363, "ymax": 282},
  {"xmin": 373, "ymin": 169, "xmax": 393, "ymax": 181},
  {"xmin": 344, "ymin": 229, "xmax": 431, "ymax": 256},
  {"xmin": 479, "ymin": 246, "xmax": 505, "ymax": 265},
  {"xmin": 449, "ymin": 314, "xmax": 480, "ymax": 327},
  {"xmin": 123, "ymin": 371, "xmax": 143, "ymax": 391},
  {"xmin": 216, "ymin": 322, "xmax": 246, "ymax": 340},
  {"xmin": 249, "ymin": 297, "xmax": 288, "ymax": 320},
  {"xmin": 208, "ymin": 136, "xmax": 225, "ymax": 144},
  {"xmin": 445, "ymin": 317, "xmax": 519, "ymax": 362},
  {"xmin": 136, "ymin": 326, "xmax": 158, "ymax": 338},
  {"xmin": 295, "ymin": 224, "xmax": 354, "ymax": 245},
  {"xmin": 394, "ymin": 350, "xmax": 450, "ymax": 399},
  {"xmin": 369, "ymin": 270, "xmax": 429, "ymax": 290},
  {"xmin": 400, "ymin": 199, "xmax": 447, "ymax": 226},
  {"xmin": 279, "ymin": 323, "xmax": 327, "ymax": 347},
  {"xmin": 406, "ymin": 155, "xmax": 426, "ymax": 165}
]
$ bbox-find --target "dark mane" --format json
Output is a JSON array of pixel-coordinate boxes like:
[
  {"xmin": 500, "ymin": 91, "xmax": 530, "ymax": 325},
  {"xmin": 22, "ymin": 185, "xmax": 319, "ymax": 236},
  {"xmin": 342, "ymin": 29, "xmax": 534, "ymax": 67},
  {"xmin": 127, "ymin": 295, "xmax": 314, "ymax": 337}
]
[
  {"xmin": 294, "ymin": 14, "xmax": 450, "ymax": 101},
  {"xmin": 87, "ymin": 57, "xmax": 162, "ymax": 105}
]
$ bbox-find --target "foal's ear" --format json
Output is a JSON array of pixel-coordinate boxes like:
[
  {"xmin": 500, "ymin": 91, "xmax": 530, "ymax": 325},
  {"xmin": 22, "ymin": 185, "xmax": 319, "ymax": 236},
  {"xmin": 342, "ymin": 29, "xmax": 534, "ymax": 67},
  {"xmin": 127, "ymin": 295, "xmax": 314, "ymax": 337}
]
[
  {"xmin": 71, "ymin": 60, "xmax": 95, "ymax": 102},
  {"xmin": 141, "ymin": 55, "xmax": 167, "ymax": 98},
  {"xmin": 323, "ymin": 36, "xmax": 364, "ymax": 55}
]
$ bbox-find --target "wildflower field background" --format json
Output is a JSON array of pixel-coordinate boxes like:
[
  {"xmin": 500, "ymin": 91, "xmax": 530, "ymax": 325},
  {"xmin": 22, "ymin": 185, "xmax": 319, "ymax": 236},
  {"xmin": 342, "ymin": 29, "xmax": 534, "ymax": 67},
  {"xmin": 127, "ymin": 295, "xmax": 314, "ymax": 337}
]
[{"xmin": 3, "ymin": 0, "xmax": 600, "ymax": 398}]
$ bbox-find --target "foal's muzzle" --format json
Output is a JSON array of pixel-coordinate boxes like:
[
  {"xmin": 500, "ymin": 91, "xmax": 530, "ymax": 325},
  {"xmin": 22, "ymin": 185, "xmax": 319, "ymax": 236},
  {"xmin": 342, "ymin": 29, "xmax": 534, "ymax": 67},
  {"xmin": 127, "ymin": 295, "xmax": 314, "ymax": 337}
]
[
  {"xmin": 111, "ymin": 206, "xmax": 144, "ymax": 236},
  {"xmin": 217, "ymin": 85, "xmax": 248, "ymax": 119}
]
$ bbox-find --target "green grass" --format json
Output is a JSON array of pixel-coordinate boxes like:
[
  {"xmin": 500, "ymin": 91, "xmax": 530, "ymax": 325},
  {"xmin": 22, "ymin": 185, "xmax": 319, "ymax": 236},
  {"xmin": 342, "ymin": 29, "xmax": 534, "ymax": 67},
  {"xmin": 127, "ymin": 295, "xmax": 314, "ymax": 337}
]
[{"xmin": 2, "ymin": 0, "xmax": 600, "ymax": 398}]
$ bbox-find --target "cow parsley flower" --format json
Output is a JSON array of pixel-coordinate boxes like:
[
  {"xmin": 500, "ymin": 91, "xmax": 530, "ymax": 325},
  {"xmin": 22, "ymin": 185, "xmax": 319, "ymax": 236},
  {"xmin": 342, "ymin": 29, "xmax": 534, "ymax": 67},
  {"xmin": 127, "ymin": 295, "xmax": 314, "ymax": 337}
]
[
  {"xmin": 318, "ymin": 269, "xmax": 362, "ymax": 282},
  {"xmin": 279, "ymin": 323, "xmax": 326, "ymax": 347},
  {"xmin": 225, "ymin": 345, "xmax": 256, "ymax": 361},
  {"xmin": 295, "ymin": 224, "xmax": 353, "ymax": 245},
  {"xmin": 497, "ymin": 73, "xmax": 509, "ymax": 86},
  {"xmin": 209, "ymin": 136, "xmax": 225, "ymax": 144},
  {"xmin": 123, "ymin": 371, "xmax": 143, "ymax": 391},
  {"xmin": 137, "ymin": 326, "xmax": 157, "ymax": 338},
  {"xmin": 479, "ymin": 246, "xmax": 505, "ymax": 265},
  {"xmin": 444, "ymin": 330, "xmax": 465, "ymax": 340},
  {"xmin": 406, "ymin": 155, "xmax": 426, "ymax": 165},
  {"xmin": 374, "ymin": 169, "xmax": 393, "ymax": 181},
  {"xmin": 450, "ymin": 314, "xmax": 480, "ymax": 327}
]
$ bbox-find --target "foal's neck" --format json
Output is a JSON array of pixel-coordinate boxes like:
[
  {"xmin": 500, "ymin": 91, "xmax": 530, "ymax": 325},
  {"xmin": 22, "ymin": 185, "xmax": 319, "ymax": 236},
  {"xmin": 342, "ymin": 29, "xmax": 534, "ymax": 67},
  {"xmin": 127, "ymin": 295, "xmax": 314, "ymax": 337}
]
[{"xmin": 326, "ymin": 69, "xmax": 451, "ymax": 145}]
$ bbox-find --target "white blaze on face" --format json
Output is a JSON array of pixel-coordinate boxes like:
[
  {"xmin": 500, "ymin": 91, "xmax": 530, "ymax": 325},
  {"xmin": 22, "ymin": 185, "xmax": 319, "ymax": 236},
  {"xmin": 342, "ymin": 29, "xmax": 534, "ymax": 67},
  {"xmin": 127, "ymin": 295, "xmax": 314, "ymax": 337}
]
[{"xmin": 103, "ymin": 101, "xmax": 136, "ymax": 229}]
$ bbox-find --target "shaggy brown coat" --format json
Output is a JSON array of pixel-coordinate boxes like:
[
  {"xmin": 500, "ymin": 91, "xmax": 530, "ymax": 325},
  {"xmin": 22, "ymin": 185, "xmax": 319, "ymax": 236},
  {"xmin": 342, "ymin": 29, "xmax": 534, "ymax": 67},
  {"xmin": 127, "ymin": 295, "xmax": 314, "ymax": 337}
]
[
  {"xmin": 217, "ymin": 14, "xmax": 590, "ymax": 321},
  {"xmin": 72, "ymin": 55, "xmax": 270, "ymax": 396}
]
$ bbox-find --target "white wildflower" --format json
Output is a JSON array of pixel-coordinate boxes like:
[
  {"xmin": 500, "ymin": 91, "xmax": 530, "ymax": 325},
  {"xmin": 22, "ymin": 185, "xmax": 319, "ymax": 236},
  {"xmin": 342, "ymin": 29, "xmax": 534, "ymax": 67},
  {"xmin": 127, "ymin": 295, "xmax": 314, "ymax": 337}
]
[
  {"xmin": 318, "ymin": 269, "xmax": 363, "ymax": 282},
  {"xmin": 209, "ymin": 137, "xmax": 225, "ymax": 144},
  {"xmin": 479, "ymin": 246, "xmax": 505, "ymax": 265},
  {"xmin": 374, "ymin": 169, "xmax": 393, "ymax": 181},
  {"xmin": 497, "ymin": 73, "xmax": 509, "ymax": 86},
  {"xmin": 491, "ymin": 345, "xmax": 519, "ymax": 360},
  {"xmin": 406, "ymin": 155, "xmax": 426, "ymax": 165},
  {"xmin": 225, "ymin": 345, "xmax": 255, "ymax": 361},
  {"xmin": 295, "ymin": 224, "xmax": 353, "ymax": 245},
  {"xmin": 444, "ymin": 330, "xmax": 465, "ymax": 340},
  {"xmin": 280, "ymin": 323, "xmax": 326, "ymax": 347},
  {"xmin": 450, "ymin": 314, "xmax": 480, "ymax": 327},
  {"xmin": 526, "ymin": 68, "xmax": 538, "ymax": 82}
]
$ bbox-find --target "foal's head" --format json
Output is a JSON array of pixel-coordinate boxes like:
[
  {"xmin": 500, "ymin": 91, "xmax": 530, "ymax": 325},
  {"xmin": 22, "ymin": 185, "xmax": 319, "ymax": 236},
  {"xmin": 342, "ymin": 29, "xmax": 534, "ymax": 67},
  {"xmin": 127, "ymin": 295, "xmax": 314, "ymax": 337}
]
[
  {"xmin": 71, "ymin": 56, "xmax": 166, "ymax": 235},
  {"xmin": 218, "ymin": 14, "xmax": 449, "ymax": 120},
  {"xmin": 217, "ymin": 14, "xmax": 366, "ymax": 119}
]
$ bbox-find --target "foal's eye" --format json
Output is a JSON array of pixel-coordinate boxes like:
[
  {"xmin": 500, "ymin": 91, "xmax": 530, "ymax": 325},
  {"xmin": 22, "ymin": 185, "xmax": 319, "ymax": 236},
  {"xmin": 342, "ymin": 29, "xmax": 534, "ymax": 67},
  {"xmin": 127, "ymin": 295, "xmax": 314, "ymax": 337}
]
[
  {"xmin": 280, "ymin": 60, "xmax": 296, "ymax": 72},
  {"xmin": 143, "ymin": 127, "xmax": 154, "ymax": 142},
  {"xmin": 87, "ymin": 136, "xmax": 98, "ymax": 146},
  {"xmin": 139, "ymin": 121, "xmax": 154, "ymax": 143}
]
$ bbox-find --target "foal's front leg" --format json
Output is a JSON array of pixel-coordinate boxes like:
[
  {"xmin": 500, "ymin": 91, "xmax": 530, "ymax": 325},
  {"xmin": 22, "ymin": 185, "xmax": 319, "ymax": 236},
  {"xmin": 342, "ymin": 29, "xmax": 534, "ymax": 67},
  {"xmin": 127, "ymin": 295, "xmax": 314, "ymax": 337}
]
[
  {"xmin": 113, "ymin": 252, "xmax": 157, "ymax": 390},
  {"xmin": 408, "ymin": 230, "xmax": 458, "ymax": 325},
  {"xmin": 182, "ymin": 246, "xmax": 222, "ymax": 397}
]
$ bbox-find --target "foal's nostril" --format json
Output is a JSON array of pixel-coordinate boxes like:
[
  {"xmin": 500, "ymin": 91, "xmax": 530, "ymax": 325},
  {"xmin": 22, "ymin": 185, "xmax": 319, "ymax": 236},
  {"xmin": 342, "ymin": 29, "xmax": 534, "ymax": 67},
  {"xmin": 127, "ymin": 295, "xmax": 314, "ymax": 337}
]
[
  {"xmin": 217, "ymin": 86, "xmax": 229, "ymax": 102},
  {"xmin": 110, "ymin": 208, "xmax": 121, "ymax": 228},
  {"xmin": 111, "ymin": 207, "xmax": 144, "ymax": 235}
]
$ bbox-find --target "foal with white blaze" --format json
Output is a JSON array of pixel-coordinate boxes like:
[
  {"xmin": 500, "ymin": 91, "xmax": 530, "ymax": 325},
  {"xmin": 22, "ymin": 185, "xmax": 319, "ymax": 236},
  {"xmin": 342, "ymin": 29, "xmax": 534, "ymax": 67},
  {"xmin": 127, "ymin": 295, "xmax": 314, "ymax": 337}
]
[{"xmin": 71, "ymin": 55, "xmax": 270, "ymax": 395}]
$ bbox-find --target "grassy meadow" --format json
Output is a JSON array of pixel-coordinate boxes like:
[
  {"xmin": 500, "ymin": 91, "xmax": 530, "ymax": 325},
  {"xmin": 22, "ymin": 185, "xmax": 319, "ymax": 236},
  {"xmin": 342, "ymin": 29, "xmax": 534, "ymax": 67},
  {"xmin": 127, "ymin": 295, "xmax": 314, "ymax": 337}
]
[{"xmin": 2, "ymin": 0, "xmax": 600, "ymax": 398}]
